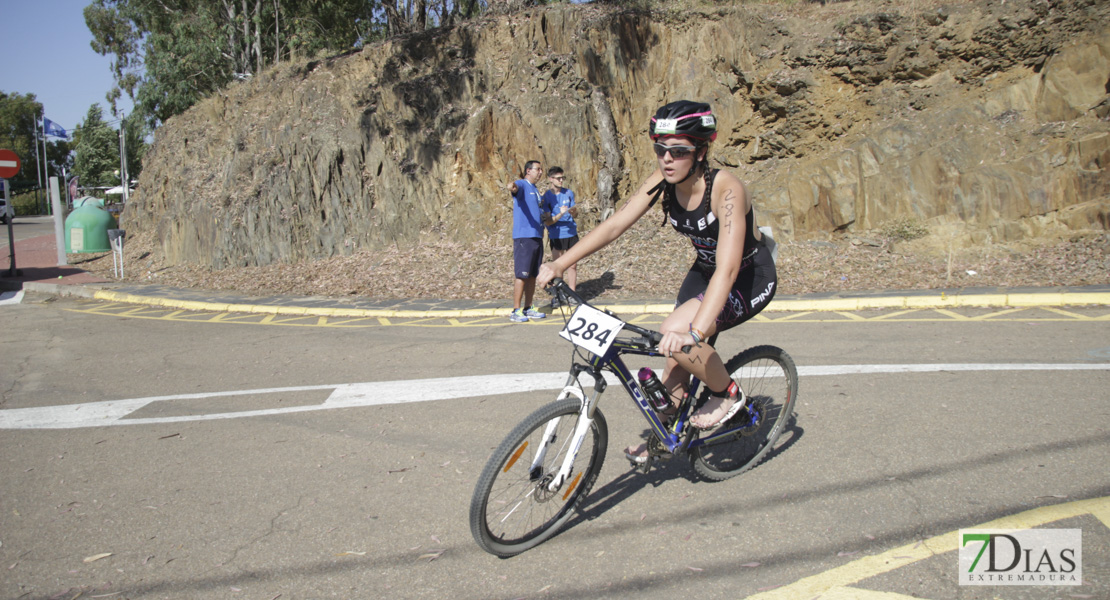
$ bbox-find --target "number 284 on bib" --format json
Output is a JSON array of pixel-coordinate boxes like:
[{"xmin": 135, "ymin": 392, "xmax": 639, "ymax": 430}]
[{"xmin": 558, "ymin": 305, "xmax": 625, "ymax": 356}]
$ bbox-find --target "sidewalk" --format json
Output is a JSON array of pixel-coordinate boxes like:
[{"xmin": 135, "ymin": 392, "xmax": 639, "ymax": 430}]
[
  {"xmin": 1, "ymin": 231, "xmax": 113, "ymax": 286},
  {"xmin": 4, "ymin": 232, "xmax": 1110, "ymax": 316}
]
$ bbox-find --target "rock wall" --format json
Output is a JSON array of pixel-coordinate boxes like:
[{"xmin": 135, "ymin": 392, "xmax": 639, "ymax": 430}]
[
  {"xmin": 758, "ymin": 27, "xmax": 1110, "ymax": 246},
  {"xmin": 127, "ymin": 0, "xmax": 1110, "ymax": 269}
]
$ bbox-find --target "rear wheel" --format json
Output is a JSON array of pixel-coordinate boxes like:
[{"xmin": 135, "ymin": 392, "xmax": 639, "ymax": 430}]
[
  {"xmin": 692, "ymin": 345, "xmax": 798, "ymax": 481},
  {"xmin": 469, "ymin": 399, "xmax": 607, "ymax": 557}
]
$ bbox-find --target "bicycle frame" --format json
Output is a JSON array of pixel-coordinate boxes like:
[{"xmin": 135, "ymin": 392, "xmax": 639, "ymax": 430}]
[{"xmin": 542, "ymin": 280, "xmax": 751, "ymax": 488}]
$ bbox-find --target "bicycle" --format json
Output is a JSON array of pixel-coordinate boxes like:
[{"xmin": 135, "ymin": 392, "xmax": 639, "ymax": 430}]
[{"xmin": 469, "ymin": 278, "xmax": 798, "ymax": 557}]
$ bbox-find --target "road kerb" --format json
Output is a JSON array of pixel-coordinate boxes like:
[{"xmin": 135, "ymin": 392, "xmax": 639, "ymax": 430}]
[{"xmin": 28, "ymin": 286, "xmax": 1107, "ymax": 319}]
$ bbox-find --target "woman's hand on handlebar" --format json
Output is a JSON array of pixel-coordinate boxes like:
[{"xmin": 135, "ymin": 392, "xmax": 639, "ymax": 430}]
[
  {"xmin": 659, "ymin": 330, "xmax": 697, "ymax": 358},
  {"xmin": 537, "ymin": 261, "xmax": 564, "ymax": 290}
]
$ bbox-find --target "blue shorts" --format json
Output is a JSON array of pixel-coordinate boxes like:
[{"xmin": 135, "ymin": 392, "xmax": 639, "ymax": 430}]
[{"xmin": 513, "ymin": 237, "xmax": 543, "ymax": 279}]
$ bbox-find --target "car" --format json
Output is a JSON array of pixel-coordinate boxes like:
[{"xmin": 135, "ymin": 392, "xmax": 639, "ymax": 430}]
[{"xmin": 0, "ymin": 181, "xmax": 12, "ymax": 224}]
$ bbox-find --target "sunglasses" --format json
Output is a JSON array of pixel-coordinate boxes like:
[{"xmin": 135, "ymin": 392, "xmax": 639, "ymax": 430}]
[{"xmin": 652, "ymin": 143, "xmax": 698, "ymax": 159}]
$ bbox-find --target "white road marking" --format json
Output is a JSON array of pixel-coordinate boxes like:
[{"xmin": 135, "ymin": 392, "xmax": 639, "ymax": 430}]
[
  {"xmin": 799, "ymin": 363, "xmax": 1110, "ymax": 375},
  {"xmin": 1, "ymin": 363, "xmax": 1107, "ymax": 429},
  {"xmin": 0, "ymin": 290, "xmax": 24, "ymax": 305}
]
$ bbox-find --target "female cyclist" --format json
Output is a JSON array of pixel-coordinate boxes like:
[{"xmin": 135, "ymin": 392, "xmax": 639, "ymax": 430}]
[{"xmin": 535, "ymin": 100, "xmax": 778, "ymax": 463}]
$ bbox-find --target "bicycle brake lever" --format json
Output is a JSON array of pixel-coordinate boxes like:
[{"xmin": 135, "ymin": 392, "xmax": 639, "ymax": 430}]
[{"xmin": 654, "ymin": 343, "xmax": 694, "ymax": 355}]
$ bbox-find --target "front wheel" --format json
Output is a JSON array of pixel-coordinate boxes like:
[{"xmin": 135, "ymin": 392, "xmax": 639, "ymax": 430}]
[
  {"xmin": 469, "ymin": 399, "xmax": 607, "ymax": 557},
  {"xmin": 692, "ymin": 345, "xmax": 798, "ymax": 481}
]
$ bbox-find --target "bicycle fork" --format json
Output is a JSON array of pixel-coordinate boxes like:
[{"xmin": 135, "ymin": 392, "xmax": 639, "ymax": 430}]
[{"xmin": 534, "ymin": 368, "xmax": 604, "ymax": 493}]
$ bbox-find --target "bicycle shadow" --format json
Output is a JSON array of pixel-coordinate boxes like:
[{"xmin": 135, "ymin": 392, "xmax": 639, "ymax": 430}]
[{"xmin": 564, "ymin": 417, "xmax": 805, "ymax": 532}]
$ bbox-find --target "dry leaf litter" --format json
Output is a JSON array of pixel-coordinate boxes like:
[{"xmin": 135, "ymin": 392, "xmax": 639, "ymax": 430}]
[{"xmin": 74, "ymin": 221, "xmax": 1110, "ymax": 302}]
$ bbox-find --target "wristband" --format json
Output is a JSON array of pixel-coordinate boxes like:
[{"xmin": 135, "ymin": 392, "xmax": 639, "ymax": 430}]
[{"xmin": 689, "ymin": 325, "xmax": 705, "ymax": 344}]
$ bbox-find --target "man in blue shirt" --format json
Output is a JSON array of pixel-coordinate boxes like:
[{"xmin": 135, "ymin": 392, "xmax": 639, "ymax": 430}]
[
  {"xmin": 540, "ymin": 167, "xmax": 579, "ymax": 308},
  {"xmin": 507, "ymin": 160, "xmax": 547, "ymax": 322}
]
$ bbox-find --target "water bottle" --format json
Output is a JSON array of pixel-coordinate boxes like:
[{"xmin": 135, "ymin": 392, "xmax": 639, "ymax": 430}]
[{"xmin": 637, "ymin": 368, "xmax": 671, "ymax": 412}]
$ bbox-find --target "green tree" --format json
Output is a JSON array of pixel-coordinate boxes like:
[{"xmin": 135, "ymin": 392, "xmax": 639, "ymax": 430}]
[
  {"xmin": 84, "ymin": 1, "xmax": 521, "ymax": 128},
  {"xmin": 46, "ymin": 139, "xmax": 75, "ymax": 179},
  {"xmin": 83, "ymin": 0, "xmax": 144, "ymax": 117},
  {"xmin": 73, "ymin": 105, "xmax": 120, "ymax": 187},
  {"xmin": 136, "ymin": 11, "xmax": 229, "ymax": 125},
  {"xmin": 0, "ymin": 91, "xmax": 44, "ymax": 189},
  {"xmin": 86, "ymin": 0, "xmax": 384, "ymax": 128}
]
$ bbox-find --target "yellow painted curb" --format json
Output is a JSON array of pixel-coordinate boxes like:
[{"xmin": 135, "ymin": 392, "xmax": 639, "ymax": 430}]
[
  {"xmin": 768, "ymin": 292, "xmax": 1110, "ymax": 313},
  {"xmin": 746, "ymin": 495, "xmax": 1110, "ymax": 600},
  {"xmin": 1010, "ymin": 292, "xmax": 1063, "ymax": 306},
  {"xmin": 89, "ymin": 289, "xmax": 1110, "ymax": 319}
]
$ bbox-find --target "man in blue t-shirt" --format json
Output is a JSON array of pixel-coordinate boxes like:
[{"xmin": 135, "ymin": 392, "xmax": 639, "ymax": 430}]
[
  {"xmin": 507, "ymin": 160, "xmax": 547, "ymax": 322},
  {"xmin": 540, "ymin": 166, "xmax": 579, "ymax": 308}
]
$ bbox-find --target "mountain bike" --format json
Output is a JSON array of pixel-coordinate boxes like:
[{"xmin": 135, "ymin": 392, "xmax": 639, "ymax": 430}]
[{"xmin": 469, "ymin": 278, "xmax": 798, "ymax": 557}]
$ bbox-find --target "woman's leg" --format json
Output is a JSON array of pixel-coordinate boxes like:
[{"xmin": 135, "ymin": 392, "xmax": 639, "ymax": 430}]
[
  {"xmin": 626, "ymin": 299, "xmax": 731, "ymax": 461},
  {"xmin": 551, "ymin": 245, "xmax": 577, "ymax": 290},
  {"xmin": 660, "ymin": 299, "xmax": 730, "ymax": 393},
  {"xmin": 665, "ymin": 297, "xmax": 755, "ymax": 428},
  {"xmin": 565, "ymin": 261, "xmax": 577, "ymax": 290}
]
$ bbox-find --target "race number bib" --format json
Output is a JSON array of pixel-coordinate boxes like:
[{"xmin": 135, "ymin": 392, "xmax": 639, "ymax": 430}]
[
  {"xmin": 559, "ymin": 304, "xmax": 624, "ymax": 357},
  {"xmin": 654, "ymin": 118, "xmax": 678, "ymax": 134}
]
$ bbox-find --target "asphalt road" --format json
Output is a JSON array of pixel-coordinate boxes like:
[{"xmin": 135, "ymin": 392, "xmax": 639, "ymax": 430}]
[
  {"xmin": 0, "ymin": 215, "xmax": 57, "ymax": 246},
  {"xmin": 1, "ymin": 295, "xmax": 1108, "ymax": 599}
]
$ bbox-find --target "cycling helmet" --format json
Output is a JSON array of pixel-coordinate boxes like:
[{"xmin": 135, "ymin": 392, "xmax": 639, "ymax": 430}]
[{"xmin": 649, "ymin": 100, "xmax": 717, "ymax": 142}]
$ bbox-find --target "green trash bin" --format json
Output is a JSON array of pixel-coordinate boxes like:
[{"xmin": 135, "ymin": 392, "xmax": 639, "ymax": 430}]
[{"xmin": 65, "ymin": 197, "xmax": 118, "ymax": 253}]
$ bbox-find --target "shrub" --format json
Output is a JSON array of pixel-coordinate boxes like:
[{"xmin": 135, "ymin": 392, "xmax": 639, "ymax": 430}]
[
  {"xmin": 881, "ymin": 217, "xmax": 929, "ymax": 241},
  {"xmin": 11, "ymin": 190, "xmax": 43, "ymax": 216}
]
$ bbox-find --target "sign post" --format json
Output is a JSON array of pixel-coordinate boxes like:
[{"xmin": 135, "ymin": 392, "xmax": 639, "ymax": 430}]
[
  {"xmin": 1, "ymin": 149, "xmax": 21, "ymax": 277},
  {"xmin": 50, "ymin": 177, "xmax": 67, "ymax": 266}
]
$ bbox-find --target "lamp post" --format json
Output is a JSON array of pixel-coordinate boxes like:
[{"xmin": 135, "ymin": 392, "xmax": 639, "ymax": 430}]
[{"xmin": 118, "ymin": 114, "xmax": 130, "ymax": 204}]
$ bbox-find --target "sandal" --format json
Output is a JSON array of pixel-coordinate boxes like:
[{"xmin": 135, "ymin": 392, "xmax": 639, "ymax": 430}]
[{"xmin": 691, "ymin": 382, "xmax": 746, "ymax": 430}]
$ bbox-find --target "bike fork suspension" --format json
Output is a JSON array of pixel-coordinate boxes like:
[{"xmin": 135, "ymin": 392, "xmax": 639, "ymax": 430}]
[
  {"xmin": 548, "ymin": 406, "xmax": 593, "ymax": 492},
  {"xmin": 545, "ymin": 371, "xmax": 604, "ymax": 492}
]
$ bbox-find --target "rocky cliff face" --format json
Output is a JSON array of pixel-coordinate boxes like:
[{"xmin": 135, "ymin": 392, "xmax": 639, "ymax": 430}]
[{"xmin": 127, "ymin": 0, "xmax": 1110, "ymax": 269}]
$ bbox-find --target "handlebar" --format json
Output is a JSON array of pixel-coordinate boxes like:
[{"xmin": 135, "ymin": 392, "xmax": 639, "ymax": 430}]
[{"xmin": 548, "ymin": 278, "xmax": 665, "ymax": 348}]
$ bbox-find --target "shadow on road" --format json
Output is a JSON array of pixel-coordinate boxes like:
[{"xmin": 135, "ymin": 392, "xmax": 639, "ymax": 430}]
[{"xmin": 565, "ymin": 418, "xmax": 806, "ymax": 533}]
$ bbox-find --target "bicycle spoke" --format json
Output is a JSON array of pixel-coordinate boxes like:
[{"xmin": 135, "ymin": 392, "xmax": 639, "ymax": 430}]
[{"xmin": 692, "ymin": 346, "xmax": 798, "ymax": 481}]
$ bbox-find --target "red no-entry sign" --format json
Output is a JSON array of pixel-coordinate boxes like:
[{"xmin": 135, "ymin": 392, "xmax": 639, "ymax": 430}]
[{"xmin": 0, "ymin": 149, "xmax": 21, "ymax": 179}]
